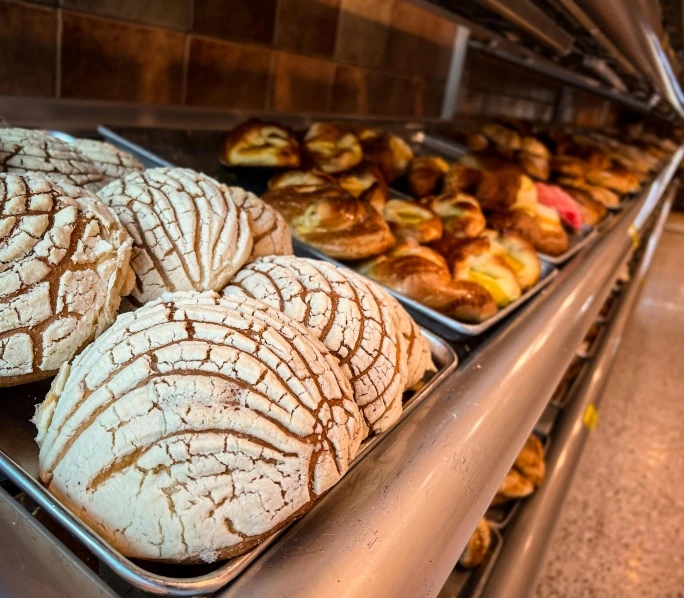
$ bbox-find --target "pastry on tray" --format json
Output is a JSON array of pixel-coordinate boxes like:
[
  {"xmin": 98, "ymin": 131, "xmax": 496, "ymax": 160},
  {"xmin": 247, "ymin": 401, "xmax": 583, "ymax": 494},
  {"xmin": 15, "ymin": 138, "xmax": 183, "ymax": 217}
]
[
  {"xmin": 34, "ymin": 291, "xmax": 363, "ymax": 563},
  {"xmin": 0, "ymin": 172, "xmax": 134, "ymax": 387},
  {"xmin": 586, "ymin": 163, "xmax": 640, "ymax": 195},
  {"xmin": 488, "ymin": 207, "xmax": 569, "ymax": 256},
  {"xmin": 219, "ymin": 118, "xmax": 301, "ymax": 168},
  {"xmin": 359, "ymin": 242, "xmax": 497, "ymax": 323},
  {"xmin": 476, "ymin": 171, "xmax": 538, "ymax": 213},
  {"xmin": 492, "ymin": 434, "xmax": 546, "ymax": 504},
  {"xmin": 555, "ymin": 176, "xmax": 621, "ymax": 208},
  {"xmin": 481, "ymin": 123, "xmax": 521, "ymax": 157},
  {"xmin": 518, "ymin": 136, "xmax": 550, "ymax": 181},
  {"xmin": 302, "ymin": 122, "xmax": 363, "ymax": 174},
  {"xmin": 459, "ymin": 518, "xmax": 492, "ymax": 569},
  {"xmin": 560, "ymin": 185, "xmax": 607, "ymax": 226},
  {"xmin": 336, "ymin": 163, "xmax": 388, "ymax": 213},
  {"xmin": 268, "ymin": 169, "xmax": 336, "ymax": 191},
  {"xmin": 359, "ymin": 132, "xmax": 414, "ymax": 183},
  {"xmin": 481, "ymin": 229, "xmax": 541, "ymax": 290},
  {"xmin": 383, "ymin": 198, "xmax": 443, "ymax": 244},
  {"xmin": 407, "ymin": 156, "xmax": 450, "ymax": 198},
  {"xmin": 422, "ymin": 191, "xmax": 486, "ymax": 239},
  {"xmin": 535, "ymin": 182, "xmax": 583, "ymax": 232},
  {"xmin": 443, "ymin": 163, "xmax": 484, "ymax": 195},
  {"xmin": 98, "ymin": 168, "xmax": 254, "ymax": 305}
]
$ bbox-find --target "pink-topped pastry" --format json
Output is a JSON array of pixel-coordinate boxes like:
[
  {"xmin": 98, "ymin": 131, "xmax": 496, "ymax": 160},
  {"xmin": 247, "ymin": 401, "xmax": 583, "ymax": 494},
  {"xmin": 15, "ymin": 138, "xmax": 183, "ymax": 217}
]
[{"xmin": 535, "ymin": 182, "xmax": 583, "ymax": 231}]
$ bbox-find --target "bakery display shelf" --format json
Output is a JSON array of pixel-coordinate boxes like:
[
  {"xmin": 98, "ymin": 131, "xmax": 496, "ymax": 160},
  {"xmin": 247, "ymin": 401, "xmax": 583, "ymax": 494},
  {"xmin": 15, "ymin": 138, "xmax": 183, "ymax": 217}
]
[
  {"xmin": 217, "ymin": 146, "xmax": 683, "ymax": 598},
  {"xmin": 576, "ymin": 322, "xmax": 607, "ymax": 359},
  {"xmin": 548, "ymin": 356, "xmax": 588, "ymax": 409},
  {"xmin": 537, "ymin": 224, "xmax": 598, "ymax": 265},
  {"xmin": 478, "ymin": 178, "xmax": 677, "ymax": 598},
  {"xmin": 0, "ymin": 329, "xmax": 455, "ymax": 597}
]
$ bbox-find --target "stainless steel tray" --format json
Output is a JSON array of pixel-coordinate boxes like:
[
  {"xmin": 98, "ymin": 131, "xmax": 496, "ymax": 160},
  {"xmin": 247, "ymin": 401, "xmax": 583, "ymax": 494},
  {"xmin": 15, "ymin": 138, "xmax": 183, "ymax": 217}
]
[
  {"xmin": 537, "ymin": 223, "xmax": 598, "ymax": 265},
  {"xmin": 0, "ymin": 331, "xmax": 456, "ymax": 596}
]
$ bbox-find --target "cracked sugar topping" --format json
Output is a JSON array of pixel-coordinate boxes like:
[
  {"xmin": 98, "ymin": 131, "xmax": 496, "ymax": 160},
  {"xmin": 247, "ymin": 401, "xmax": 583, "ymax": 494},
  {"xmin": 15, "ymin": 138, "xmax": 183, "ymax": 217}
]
[
  {"xmin": 71, "ymin": 138, "xmax": 145, "ymax": 181},
  {"xmin": 0, "ymin": 128, "xmax": 108, "ymax": 192},
  {"xmin": 98, "ymin": 168, "xmax": 254, "ymax": 305},
  {"xmin": 225, "ymin": 256, "xmax": 410, "ymax": 435},
  {"xmin": 34, "ymin": 291, "xmax": 362, "ymax": 563},
  {"xmin": 0, "ymin": 172, "xmax": 133, "ymax": 386}
]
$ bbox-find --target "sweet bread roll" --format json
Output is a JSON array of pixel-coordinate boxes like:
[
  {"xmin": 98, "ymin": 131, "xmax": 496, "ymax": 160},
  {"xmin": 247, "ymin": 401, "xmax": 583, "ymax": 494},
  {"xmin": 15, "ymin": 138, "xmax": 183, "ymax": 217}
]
[
  {"xmin": 518, "ymin": 138, "xmax": 550, "ymax": 181},
  {"xmin": 0, "ymin": 173, "xmax": 134, "ymax": 387},
  {"xmin": 481, "ymin": 123, "xmax": 521, "ymax": 155},
  {"xmin": 98, "ymin": 168, "xmax": 253, "ymax": 305},
  {"xmin": 1, "ymin": 128, "xmax": 107, "ymax": 192},
  {"xmin": 559, "ymin": 185, "xmax": 607, "ymax": 226},
  {"xmin": 477, "ymin": 172, "xmax": 538, "ymax": 213},
  {"xmin": 586, "ymin": 163, "xmax": 640, "ymax": 194},
  {"xmin": 336, "ymin": 163, "xmax": 388, "ymax": 214},
  {"xmin": 444, "ymin": 238, "xmax": 522, "ymax": 308},
  {"xmin": 268, "ymin": 169, "xmax": 336, "ymax": 191},
  {"xmin": 550, "ymin": 155, "xmax": 588, "ymax": 178},
  {"xmin": 219, "ymin": 119, "xmax": 300, "ymax": 168},
  {"xmin": 407, "ymin": 156, "xmax": 449, "ymax": 198},
  {"xmin": 70, "ymin": 138, "xmax": 144, "ymax": 182},
  {"xmin": 467, "ymin": 133, "xmax": 489, "ymax": 152},
  {"xmin": 359, "ymin": 242, "xmax": 497, "ymax": 323},
  {"xmin": 493, "ymin": 468, "xmax": 535, "ymax": 504},
  {"xmin": 535, "ymin": 182, "xmax": 583, "ymax": 231},
  {"xmin": 514, "ymin": 434, "xmax": 545, "ymax": 487},
  {"xmin": 521, "ymin": 137, "xmax": 550, "ymax": 159},
  {"xmin": 360, "ymin": 133, "xmax": 414, "ymax": 182},
  {"xmin": 459, "ymin": 518, "xmax": 491, "ymax": 569},
  {"xmin": 225, "ymin": 256, "xmax": 412, "ymax": 434},
  {"xmin": 555, "ymin": 177, "xmax": 620, "ymax": 208},
  {"xmin": 422, "ymin": 191, "xmax": 486, "ymax": 239},
  {"xmin": 228, "ymin": 187, "xmax": 293, "ymax": 258},
  {"xmin": 303, "ymin": 123, "xmax": 363, "ymax": 174},
  {"xmin": 383, "ymin": 199, "xmax": 443, "ymax": 244},
  {"xmin": 481, "ymin": 230, "xmax": 541, "ymax": 290},
  {"xmin": 443, "ymin": 164, "xmax": 484, "ymax": 194},
  {"xmin": 488, "ymin": 208, "xmax": 569, "ymax": 256},
  {"xmin": 34, "ymin": 291, "xmax": 362, "ymax": 563}
]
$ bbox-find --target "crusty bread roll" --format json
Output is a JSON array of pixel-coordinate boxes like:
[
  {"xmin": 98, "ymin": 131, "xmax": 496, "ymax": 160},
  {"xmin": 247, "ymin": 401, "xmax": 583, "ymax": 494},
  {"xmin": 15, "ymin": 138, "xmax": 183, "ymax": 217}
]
[
  {"xmin": 303, "ymin": 123, "xmax": 363, "ymax": 174},
  {"xmin": 407, "ymin": 156, "xmax": 449, "ymax": 198},
  {"xmin": 98, "ymin": 168, "xmax": 253, "ymax": 305},
  {"xmin": 0, "ymin": 128, "xmax": 108, "ymax": 192},
  {"xmin": 383, "ymin": 199, "xmax": 443, "ymax": 244},
  {"xmin": 459, "ymin": 518, "xmax": 491, "ymax": 569},
  {"xmin": 219, "ymin": 119, "xmax": 301, "ymax": 168},
  {"xmin": 360, "ymin": 133, "xmax": 414, "ymax": 182},
  {"xmin": 70, "ymin": 138, "xmax": 144, "ymax": 182},
  {"xmin": 0, "ymin": 173, "xmax": 134, "ymax": 387},
  {"xmin": 225, "ymin": 256, "xmax": 413, "ymax": 434},
  {"xmin": 481, "ymin": 230, "xmax": 541, "ymax": 290},
  {"xmin": 422, "ymin": 191, "xmax": 486, "ymax": 239},
  {"xmin": 34, "ymin": 291, "xmax": 362, "ymax": 563}
]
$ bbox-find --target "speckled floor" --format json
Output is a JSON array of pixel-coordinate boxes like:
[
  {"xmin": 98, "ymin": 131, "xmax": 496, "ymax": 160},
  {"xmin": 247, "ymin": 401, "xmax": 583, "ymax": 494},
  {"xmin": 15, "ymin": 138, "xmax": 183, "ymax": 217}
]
[{"xmin": 535, "ymin": 215, "xmax": 684, "ymax": 598}]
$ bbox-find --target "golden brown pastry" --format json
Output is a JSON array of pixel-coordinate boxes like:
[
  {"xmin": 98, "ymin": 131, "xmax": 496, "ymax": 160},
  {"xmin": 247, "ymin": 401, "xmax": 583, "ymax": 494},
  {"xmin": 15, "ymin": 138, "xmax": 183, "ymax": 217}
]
[
  {"xmin": 467, "ymin": 133, "xmax": 490, "ymax": 152},
  {"xmin": 481, "ymin": 123, "xmax": 521, "ymax": 156},
  {"xmin": 586, "ymin": 163, "xmax": 640, "ymax": 194},
  {"xmin": 407, "ymin": 156, "xmax": 450, "ymax": 198},
  {"xmin": 219, "ymin": 118, "xmax": 300, "ymax": 167},
  {"xmin": 515, "ymin": 434, "xmax": 546, "ymax": 487},
  {"xmin": 443, "ymin": 163, "xmax": 484, "ymax": 194},
  {"xmin": 521, "ymin": 137, "xmax": 550, "ymax": 159},
  {"xmin": 268, "ymin": 169, "xmax": 335, "ymax": 191},
  {"xmin": 481, "ymin": 229, "xmax": 541, "ymax": 290},
  {"xmin": 488, "ymin": 208, "xmax": 569, "ymax": 256},
  {"xmin": 422, "ymin": 191, "xmax": 486, "ymax": 239},
  {"xmin": 383, "ymin": 199, "xmax": 443, "ymax": 244},
  {"xmin": 518, "ymin": 137, "xmax": 551, "ymax": 180},
  {"xmin": 492, "ymin": 468, "xmax": 535, "ymax": 504},
  {"xmin": 476, "ymin": 171, "xmax": 538, "ymax": 213},
  {"xmin": 303, "ymin": 122, "xmax": 363, "ymax": 174},
  {"xmin": 560, "ymin": 185, "xmax": 607, "ymax": 226},
  {"xmin": 550, "ymin": 155, "xmax": 588, "ymax": 178},
  {"xmin": 336, "ymin": 163, "xmax": 388, "ymax": 214},
  {"xmin": 360, "ymin": 133, "xmax": 414, "ymax": 182},
  {"xmin": 555, "ymin": 177, "xmax": 620, "ymax": 208},
  {"xmin": 359, "ymin": 242, "xmax": 497, "ymax": 323},
  {"xmin": 459, "ymin": 518, "xmax": 491, "ymax": 569}
]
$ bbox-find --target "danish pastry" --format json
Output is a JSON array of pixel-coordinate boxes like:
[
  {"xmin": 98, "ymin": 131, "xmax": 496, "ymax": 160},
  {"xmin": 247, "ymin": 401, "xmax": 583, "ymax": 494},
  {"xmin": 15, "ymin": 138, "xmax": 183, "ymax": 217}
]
[
  {"xmin": 514, "ymin": 434, "xmax": 546, "ymax": 487},
  {"xmin": 555, "ymin": 177, "xmax": 620, "ymax": 208},
  {"xmin": 383, "ymin": 199, "xmax": 443, "ymax": 244},
  {"xmin": 98, "ymin": 168, "xmax": 253, "ymax": 305},
  {"xmin": 0, "ymin": 172, "xmax": 134, "ymax": 387},
  {"xmin": 481, "ymin": 123, "xmax": 521, "ymax": 155},
  {"xmin": 477, "ymin": 171, "xmax": 538, "ymax": 214},
  {"xmin": 518, "ymin": 137, "xmax": 550, "ymax": 180},
  {"xmin": 268, "ymin": 169, "xmax": 335, "ymax": 192},
  {"xmin": 336, "ymin": 163, "xmax": 388, "ymax": 214},
  {"xmin": 492, "ymin": 468, "xmax": 535, "ymax": 504},
  {"xmin": 481, "ymin": 230, "xmax": 541, "ymax": 290},
  {"xmin": 535, "ymin": 182, "xmax": 583, "ymax": 231},
  {"xmin": 34, "ymin": 291, "xmax": 362, "ymax": 563},
  {"xmin": 422, "ymin": 191, "xmax": 486, "ymax": 239},
  {"xmin": 443, "ymin": 164, "xmax": 484, "ymax": 194},
  {"xmin": 219, "ymin": 119, "xmax": 300, "ymax": 168},
  {"xmin": 586, "ymin": 163, "xmax": 640, "ymax": 194},
  {"xmin": 303, "ymin": 123, "xmax": 363, "ymax": 174},
  {"xmin": 559, "ymin": 185, "xmax": 607, "ymax": 226},
  {"xmin": 459, "ymin": 518, "xmax": 491, "ymax": 569},
  {"xmin": 360, "ymin": 133, "xmax": 414, "ymax": 182},
  {"xmin": 488, "ymin": 207, "xmax": 569, "ymax": 256},
  {"xmin": 407, "ymin": 156, "xmax": 449, "ymax": 198}
]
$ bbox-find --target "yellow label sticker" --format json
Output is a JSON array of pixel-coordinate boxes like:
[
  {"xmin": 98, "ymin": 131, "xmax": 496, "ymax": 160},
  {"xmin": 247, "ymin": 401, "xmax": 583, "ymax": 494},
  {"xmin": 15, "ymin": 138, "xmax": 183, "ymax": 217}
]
[
  {"xmin": 583, "ymin": 403, "xmax": 599, "ymax": 431},
  {"xmin": 628, "ymin": 225, "xmax": 640, "ymax": 249}
]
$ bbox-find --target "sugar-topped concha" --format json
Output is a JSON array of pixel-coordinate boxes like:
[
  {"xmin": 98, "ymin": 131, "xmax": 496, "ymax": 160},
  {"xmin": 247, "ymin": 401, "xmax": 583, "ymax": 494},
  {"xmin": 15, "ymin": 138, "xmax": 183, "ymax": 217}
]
[
  {"xmin": 0, "ymin": 172, "xmax": 134, "ymax": 387},
  {"xmin": 98, "ymin": 168, "xmax": 253, "ymax": 305},
  {"xmin": 224, "ymin": 256, "xmax": 423, "ymax": 435},
  {"xmin": 34, "ymin": 291, "xmax": 362, "ymax": 563},
  {"xmin": 70, "ymin": 138, "xmax": 145, "ymax": 182}
]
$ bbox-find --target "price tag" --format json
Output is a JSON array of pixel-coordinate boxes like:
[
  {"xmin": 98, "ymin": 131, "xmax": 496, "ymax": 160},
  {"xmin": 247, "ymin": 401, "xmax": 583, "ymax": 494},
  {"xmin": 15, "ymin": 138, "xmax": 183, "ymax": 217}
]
[
  {"xmin": 583, "ymin": 403, "xmax": 599, "ymax": 431},
  {"xmin": 628, "ymin": 225, "xmax": 640, "ymax": 249}
]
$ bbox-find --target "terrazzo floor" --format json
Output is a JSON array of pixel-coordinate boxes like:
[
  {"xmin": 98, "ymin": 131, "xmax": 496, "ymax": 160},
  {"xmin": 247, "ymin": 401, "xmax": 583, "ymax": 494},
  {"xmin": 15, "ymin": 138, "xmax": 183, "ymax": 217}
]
[{"xmin": 535, "ymin": 214, "xmax": 684, "ymax": 598}]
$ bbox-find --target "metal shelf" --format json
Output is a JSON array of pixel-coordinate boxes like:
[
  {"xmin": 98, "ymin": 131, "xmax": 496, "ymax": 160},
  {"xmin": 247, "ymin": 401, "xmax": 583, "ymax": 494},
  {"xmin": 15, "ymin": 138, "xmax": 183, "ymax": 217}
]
[
  {"xmin": 480, "ymin": 179, "xmax": 678, "ymax": 598},
  {"xmin": 218, "ymin": 148, "xmax": 684, "ymax": 598}
]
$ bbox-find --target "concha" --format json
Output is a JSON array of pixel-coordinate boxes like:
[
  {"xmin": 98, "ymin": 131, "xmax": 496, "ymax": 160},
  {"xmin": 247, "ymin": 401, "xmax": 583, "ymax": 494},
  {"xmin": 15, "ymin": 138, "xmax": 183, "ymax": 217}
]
[
  {"xmin": 70, "ymin": 138, "xmax": 145, "ymax": 182},
  {"xmin": 0, "ymin": 172, "xmax": 134, "ymax": 386},
  {"xmin": 98, "ymin": 168, "xmax": 253, "ymax": 305},
  {"xmin": 34, "ymin": 291, "xmax": 362, "ymax": 563}
]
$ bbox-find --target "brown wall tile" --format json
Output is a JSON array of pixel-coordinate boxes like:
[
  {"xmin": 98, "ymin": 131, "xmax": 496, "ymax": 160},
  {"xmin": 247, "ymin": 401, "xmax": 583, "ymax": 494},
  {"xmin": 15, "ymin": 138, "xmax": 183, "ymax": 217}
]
[
  {"xmin": 0, "ymin": 1, "xmax": 56, "ymax": 97},
  {"xmin": 276, "ymin": 0, "xmax": 340, "ymax": 57},
  {"xmin": 366, "ymin": 70, "xmax": 415, "ymax": 116},
  {"xmin": 331, "ymin": 64, "xmax": 368, "ymax": 114},
  {"xmin": 60, "ymin": 12, "xmax": 185, "ymax": 104},
  {"xmin": 193, "ymin": 0, "xmax": 276, "ymax": 45},
  {"xmin": 270, "ymin": 51, "xmax": 335, "ymax": 112},
  {"xmin": 414, "ymin": 78, "xmax": 444, "ymax": 118},
  {"xmin": 60, "ymin": 0, "xmax": 191, "ymax": 30},
  {"xmin": 335, "ymin": 0, "xmax": 394, "ymax": 69},
  {"xmin": 186, "ymin": 37, "xmax": 271, "ymax": 109},
  {"xmin": 383, "ymin": 2, "xmax": 456, "ymax": 80}
]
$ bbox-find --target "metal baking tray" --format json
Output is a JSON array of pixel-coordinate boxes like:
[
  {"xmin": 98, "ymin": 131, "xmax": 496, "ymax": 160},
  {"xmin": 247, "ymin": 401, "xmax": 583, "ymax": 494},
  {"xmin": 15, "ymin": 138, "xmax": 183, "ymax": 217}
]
[
  {"xmin": 437, "ymin": 526, "xmax": 503, "ymax": 598},
  {"xmin": 537, "ymin": 223, "xmax": 598, "ymax": 265},
  {"xmin": 409, "ymin": 131, "xmax": 468, "ymax": 159},
  {"xmin": 549, "ymin": 355, "xmax": 587, "ymax": 409},
  {"xmin": 576, "ymin": 322, "xmax": 606, "ymax": 359},
  {"xmin": 0, "ymin": 331, "xmax": 456, "ymax": 596},
  {"xmin": 596, "ymin": 292, "xmax": 619, "ymax": 323}
]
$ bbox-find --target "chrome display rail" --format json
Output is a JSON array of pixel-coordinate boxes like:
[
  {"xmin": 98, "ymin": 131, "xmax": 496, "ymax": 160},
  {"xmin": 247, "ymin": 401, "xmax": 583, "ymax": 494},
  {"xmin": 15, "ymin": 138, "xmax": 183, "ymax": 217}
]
[
  {"xmin": 219, "ymin": 147, "xmax": 684, "ymax": 598},
  {"xmin": 480, "ymin": 182, "xmax": 678, "ymax": 598}
]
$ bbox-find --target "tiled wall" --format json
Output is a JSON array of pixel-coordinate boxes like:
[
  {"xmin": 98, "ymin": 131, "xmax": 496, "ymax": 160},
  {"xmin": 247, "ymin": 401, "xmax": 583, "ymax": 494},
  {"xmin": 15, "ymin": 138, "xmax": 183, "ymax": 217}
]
[{"xmin": 0, "ymin": 0, "xmax": 621, "ymax": 125}]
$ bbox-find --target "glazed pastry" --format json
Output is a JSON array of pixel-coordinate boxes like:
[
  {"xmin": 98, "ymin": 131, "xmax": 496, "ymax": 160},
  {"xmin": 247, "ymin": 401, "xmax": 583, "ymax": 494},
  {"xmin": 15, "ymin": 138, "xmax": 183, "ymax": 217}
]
[
  {"xmin": 70, "ymin": 138, "xmax": 144, "ymax": 182},
  {"xmin": 488, "ymin": 208, "xmax": 569, "ymax": 256},
  {"xmin": 0, "ymin": 128, "xmax": 107, "ymax": 191},
  {"xmin": 422, "ymin": 191, "xmax": 486, "ymax": 239},
  {"xmin": 268, "ymin": 169, "xmax": 335, "ymax": 191},
  {"xmin": 303, "ymin": 122, "xmax": 363, "ymax": 174},
  {"xmin": 225, "ymin": 256, "xmax": 412, "ymax": 434},
  {"xmin": 586, "ymin": 163, "xmax": 640, "ymax": 194},
  {"xmin": 98, "ymin": 168, "xmax": 253, "ymax": 305},
  {"xmin": 550, "ymin": 155, "xmax": 588, "ymax": 178},
  {"xmin": 444, "ymin": 238, "xmax": 522, "ymax": 308},
  {"xmin": 0, "ymin": 173, "xmax": 134, "ymax": 387},
  {"xmin": 481, "ymin": 230, "xmax": 541, "ymax": 290},
  {"xmin": 443, "ymin": 163, "xmax": 484, "ymax": 194},
  {"xmin": 34, "ymin": 291, "xmax": 362, "ymax": 563},
  {"xmin": 383, "ymin": 199, "xmax": 443, "ymax": 244},
  {"xmin": 336, "ymin": 163, "xmax": 388, "ymax": 214},
  {"xmin": 559, "ymin": 185, "xmax": 607, "ymax": 226},
  {"xmin": 481, "ymin": 123, "xmax": 521, "ymax": 156},
  {"xmin": 219, "ymin": 118, "xmax": 300, "ymax": 168},
  {"xmin": 360, "ymin": 133, "xmax": 414, "ymax": 182},
  {"xmin": 407, "ymin": 156, "xmax": 450, "ymax": 198},
  {"xmin": 514, "ymin": 434, "xmax": 546, "ymax": 487},
  {"xmin": 359, "ymin": 242, "xmax": 497, "ymax": 323},
  {"xmin": 555, "ymin": 177, "xmax": 620, "ymax": 208},
  {"xmin": 518, "ymin": 137, "xmax": 551, "ymax": 180},
  {"xmin": 476, "ymin": 171, "xmax": 538, "ymax": 213},
  {"xmin": 492, "ymin": 468, "xmax": 535, "ymax": 504},
  {"xmin": 459, "ymin": 518, "xmax": 491, "ymax": 569},
  {"xmin": 535, "ymin": 182, "xmax": 583, "ymax": 231}
]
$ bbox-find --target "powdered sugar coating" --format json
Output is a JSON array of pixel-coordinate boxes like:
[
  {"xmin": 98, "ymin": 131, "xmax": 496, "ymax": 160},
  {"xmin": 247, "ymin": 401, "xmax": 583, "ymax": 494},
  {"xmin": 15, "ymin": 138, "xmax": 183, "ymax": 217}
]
[{"xmin": 71, "ymin": 139, "xmax": 144, "ymax": 182}]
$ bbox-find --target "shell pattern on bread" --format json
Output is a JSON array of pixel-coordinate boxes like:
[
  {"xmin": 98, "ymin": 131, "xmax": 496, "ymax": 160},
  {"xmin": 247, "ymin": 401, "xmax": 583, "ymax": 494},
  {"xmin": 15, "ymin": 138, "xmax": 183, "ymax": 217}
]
[
  {"xmin": 70, "ymin": 138, "xmax": 145, "ymax": 182},
  {"xmin": 34, "ymin": 291, "xmax": 362, "ymax": 563},
  {"xmin": 0, "ymin": 128, "xmax": 108, "ymax": 192},
  {"xmin": 0, "ymin": 173, "xmax": 133, "ymax": 387},
  {"xmin": 98, "ymin": 168, "xmax": 253, "ymax": 305},
  {"xmin": 224, "ymin": 256, "xmax": 410, "ymax": 434}
]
